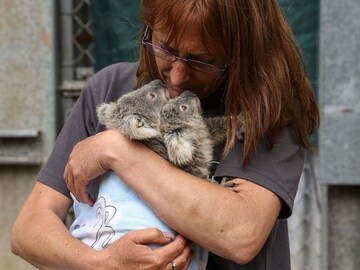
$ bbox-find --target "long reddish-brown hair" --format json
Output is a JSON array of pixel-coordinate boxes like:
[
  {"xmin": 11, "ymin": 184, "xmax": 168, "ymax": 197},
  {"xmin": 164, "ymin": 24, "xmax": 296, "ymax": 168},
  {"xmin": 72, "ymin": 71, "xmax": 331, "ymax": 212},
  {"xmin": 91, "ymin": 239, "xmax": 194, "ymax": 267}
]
[{"xmin": 136, "ymin": 0, "xmax": 320, "ymax": 166}]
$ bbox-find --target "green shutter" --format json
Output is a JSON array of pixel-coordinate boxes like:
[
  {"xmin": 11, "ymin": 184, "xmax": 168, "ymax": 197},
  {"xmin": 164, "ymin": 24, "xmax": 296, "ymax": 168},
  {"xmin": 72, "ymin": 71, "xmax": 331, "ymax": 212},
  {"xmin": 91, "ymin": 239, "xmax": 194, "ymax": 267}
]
[
  {"xmin": 91, "ymin": 0, "xmax": 141, "ymax": 71},
  {"xmin": 278, "ymin": 0, "xmax": 320, "ymax": 142},
  {"xmin": 278, "ymin": 0, "xmax": 320, "ymax": 96}
]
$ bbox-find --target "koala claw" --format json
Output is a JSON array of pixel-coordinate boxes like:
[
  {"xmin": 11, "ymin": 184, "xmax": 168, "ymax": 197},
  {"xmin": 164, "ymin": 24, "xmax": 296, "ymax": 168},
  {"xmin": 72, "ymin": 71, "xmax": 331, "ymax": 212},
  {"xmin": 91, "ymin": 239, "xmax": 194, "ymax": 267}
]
[{"xmin": 220, "ymin": 177, "xmax": 235, "ymax": 187}]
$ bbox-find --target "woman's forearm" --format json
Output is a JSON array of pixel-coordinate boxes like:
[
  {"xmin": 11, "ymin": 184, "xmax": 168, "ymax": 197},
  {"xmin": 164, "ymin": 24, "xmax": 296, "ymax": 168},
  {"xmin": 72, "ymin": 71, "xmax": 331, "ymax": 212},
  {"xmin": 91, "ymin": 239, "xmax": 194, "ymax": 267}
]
[
  {"xmin": 11, "ymin": 182, "xmax": 98, "ymax": 270},
  {"xmin": 109, "ymin": 138, "xmax": 281, "ymax": 264},
  {"xmin": 64, "ymin": 130, "xmax": 281, "ymax": 264},
  {"xmin": 12, "ymin": 181, "xmax": 192, "ymax": 270}
]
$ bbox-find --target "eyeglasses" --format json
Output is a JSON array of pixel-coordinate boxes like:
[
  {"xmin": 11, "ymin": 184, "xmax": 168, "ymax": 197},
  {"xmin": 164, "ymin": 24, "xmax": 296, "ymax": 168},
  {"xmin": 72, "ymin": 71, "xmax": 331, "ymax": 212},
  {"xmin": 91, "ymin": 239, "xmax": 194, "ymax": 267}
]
[{"xmin": 142, "ymin": 25, "xmax": 228, "ymax": 76}]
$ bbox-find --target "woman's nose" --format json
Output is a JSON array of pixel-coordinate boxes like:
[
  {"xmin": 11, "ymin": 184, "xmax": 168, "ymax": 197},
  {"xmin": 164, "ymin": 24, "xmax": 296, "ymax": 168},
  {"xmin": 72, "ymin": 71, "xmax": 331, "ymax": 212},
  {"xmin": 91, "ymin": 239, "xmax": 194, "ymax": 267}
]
[{"xmin": 169, "ymin": 60, "xmax": 191, "ymax": 86}]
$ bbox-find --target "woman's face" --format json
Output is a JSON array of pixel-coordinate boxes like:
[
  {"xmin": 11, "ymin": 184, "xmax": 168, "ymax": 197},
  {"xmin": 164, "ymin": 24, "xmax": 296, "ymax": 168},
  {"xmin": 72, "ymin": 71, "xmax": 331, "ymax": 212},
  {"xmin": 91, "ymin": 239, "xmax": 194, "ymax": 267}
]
[{"xmin": 151, "ymin": 24, "xmax": 227, "ymax": 99}]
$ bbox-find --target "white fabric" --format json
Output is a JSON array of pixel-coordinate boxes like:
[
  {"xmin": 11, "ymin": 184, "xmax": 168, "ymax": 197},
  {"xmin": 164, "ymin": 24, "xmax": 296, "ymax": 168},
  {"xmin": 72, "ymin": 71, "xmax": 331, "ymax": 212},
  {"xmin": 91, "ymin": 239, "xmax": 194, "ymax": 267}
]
[{"xmin": 70, "ymin": 171, "xmax": 208, "ymax": 270}]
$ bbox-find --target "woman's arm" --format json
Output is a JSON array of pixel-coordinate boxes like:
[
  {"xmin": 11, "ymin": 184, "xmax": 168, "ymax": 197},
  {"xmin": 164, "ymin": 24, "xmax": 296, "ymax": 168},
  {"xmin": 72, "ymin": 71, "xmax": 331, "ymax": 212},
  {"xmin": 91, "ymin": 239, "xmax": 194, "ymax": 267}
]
[
  {"xmin": 11, "ymin": 182, "xmax": 98, "ymax": 269},
  {"xmin": 11, "ymin": 181, "xmax": 192, "ymax": 270},
  {"xmin": 65, "ymin": 130, "xmax": 281, "ymax": 265}
]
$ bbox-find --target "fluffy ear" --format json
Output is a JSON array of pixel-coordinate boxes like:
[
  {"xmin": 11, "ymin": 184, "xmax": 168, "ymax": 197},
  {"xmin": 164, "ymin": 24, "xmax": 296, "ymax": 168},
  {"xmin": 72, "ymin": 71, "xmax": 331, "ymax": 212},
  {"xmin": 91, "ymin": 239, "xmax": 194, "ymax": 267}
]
[
  {"xmin": 96, "ymin": 103, "xmax": 114, "ymax": 126},
  {"xmin": 122, "ymin": 115, "xmax": 161, "ymax": 140},
  {"xmin": 148, "ymin": 79, "xmax": 163, "ymax": 87}
]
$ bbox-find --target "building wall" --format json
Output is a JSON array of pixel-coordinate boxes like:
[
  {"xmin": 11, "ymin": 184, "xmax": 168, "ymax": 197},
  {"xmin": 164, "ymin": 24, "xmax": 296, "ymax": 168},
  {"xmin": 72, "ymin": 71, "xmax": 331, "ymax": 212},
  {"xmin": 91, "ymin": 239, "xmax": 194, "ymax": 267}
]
[
  {"xmin": 0, "ymin": 1, "xmax": 56, "ymax": 269},
  {"xmin": 319, "ymin": 0, "xmax": 360, "ymax": 269}
]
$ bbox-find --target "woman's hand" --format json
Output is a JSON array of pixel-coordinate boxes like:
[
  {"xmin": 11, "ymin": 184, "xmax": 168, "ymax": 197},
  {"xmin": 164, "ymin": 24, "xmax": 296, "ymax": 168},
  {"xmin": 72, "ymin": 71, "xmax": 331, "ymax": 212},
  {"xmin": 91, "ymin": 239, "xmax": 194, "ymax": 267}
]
[
  {"xmin": 64, "ymin": 130, "xmax": 125, "ymax": 205},
  {"xmin": 101, "ymin": 228, "xmax": 193, "ymax": 270}
]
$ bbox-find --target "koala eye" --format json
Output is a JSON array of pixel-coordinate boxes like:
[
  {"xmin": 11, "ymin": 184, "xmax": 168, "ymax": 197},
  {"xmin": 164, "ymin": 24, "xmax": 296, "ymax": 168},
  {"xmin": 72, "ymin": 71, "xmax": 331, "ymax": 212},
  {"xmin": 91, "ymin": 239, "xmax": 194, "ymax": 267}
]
[
  {"xmin": 180, "ymin": 104, "xmax": 188, "ymax": 111},
  {"xmin": 148, "ymin": 92, "xmax": 157, "ymax": 99}
]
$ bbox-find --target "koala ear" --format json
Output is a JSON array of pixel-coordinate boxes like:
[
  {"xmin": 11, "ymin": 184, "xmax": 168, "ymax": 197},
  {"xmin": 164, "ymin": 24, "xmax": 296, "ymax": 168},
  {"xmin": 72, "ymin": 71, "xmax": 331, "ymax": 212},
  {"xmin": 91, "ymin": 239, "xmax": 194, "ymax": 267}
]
[
  {"xmin": 148, "ymin": 79, "xmax": 164, "ymax": 88},
  {"xmin": 96, "ymin": 103, "xmax": 114, "ymax": 126},
  {"xmin": 148, "ymin": 79, "xmax": 159, "ymax": 86}
]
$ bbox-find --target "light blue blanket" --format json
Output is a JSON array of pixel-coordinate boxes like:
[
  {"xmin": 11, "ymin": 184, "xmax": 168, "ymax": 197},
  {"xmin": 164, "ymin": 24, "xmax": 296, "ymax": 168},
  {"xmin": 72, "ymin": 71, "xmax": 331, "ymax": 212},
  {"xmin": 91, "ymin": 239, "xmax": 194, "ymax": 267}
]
[{"xmin": 70, "ymin": 171, "xmax": 208, "ymax": 270}]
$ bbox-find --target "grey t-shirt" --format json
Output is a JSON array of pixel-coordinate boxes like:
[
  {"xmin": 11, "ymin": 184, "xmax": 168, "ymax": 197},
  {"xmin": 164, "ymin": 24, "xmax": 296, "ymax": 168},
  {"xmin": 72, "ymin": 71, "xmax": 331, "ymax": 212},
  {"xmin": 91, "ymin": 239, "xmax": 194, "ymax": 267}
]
[{"xmin": 38, "ymin": 62, "xmax": 304, "ymax": 270}]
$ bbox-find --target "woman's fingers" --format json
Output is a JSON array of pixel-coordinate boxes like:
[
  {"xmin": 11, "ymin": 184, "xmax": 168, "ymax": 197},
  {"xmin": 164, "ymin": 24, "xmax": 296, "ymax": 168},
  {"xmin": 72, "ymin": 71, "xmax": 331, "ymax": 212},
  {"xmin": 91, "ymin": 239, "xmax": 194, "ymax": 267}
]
[{"xmin": 107, "ymin": 228, "xmax": 192, "ymax": 270}]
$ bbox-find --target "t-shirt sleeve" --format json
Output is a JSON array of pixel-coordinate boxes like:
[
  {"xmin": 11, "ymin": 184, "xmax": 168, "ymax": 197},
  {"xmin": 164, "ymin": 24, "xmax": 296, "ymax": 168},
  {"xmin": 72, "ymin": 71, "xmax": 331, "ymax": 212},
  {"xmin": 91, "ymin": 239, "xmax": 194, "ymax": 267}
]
[
  {"xmin": 214, "ymin": 125, "xmax": 305, "ymax": 218},
  {"xmin": 37, "ymin": 62, "xmax": 138, "ymax": 198},
  {"xmin": 37, "ymin": 78, "xmax": 98, "ymax": 198}
]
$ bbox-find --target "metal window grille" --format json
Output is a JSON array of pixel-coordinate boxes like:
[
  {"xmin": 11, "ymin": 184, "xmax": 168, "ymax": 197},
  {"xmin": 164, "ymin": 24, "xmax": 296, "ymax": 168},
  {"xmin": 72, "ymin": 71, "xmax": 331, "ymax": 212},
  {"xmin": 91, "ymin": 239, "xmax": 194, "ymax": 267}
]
[
  {"xmin": 58, "ymin": 0, "xmax": 94, "ymax": 129},
  {"xmin": 73, "ymin": 0, "xmax": 94, "ymax": 75},
  {"xmin": 58, "ymin": 0, "xmax": 94, "ymax": 96}
]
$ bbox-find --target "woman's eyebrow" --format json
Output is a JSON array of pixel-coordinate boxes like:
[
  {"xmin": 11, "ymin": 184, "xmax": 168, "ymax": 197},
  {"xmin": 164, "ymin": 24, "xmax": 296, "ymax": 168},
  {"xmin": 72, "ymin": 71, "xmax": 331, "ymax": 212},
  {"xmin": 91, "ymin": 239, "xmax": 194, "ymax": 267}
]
[
  {"xmin": 153, "ymin": 31, "xmax": 214, "ymax": 59},
  {"xmin": 156, "ymin": 38, "xmax": 213, "ymax": 59}
]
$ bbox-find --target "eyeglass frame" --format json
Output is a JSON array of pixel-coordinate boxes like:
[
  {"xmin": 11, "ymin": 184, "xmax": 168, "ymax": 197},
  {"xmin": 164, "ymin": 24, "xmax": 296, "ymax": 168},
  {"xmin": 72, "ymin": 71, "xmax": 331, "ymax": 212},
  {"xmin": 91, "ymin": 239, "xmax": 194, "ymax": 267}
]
[{"xmin": 141, "ymin": 25, "xmax": 228, "ymax": 77}]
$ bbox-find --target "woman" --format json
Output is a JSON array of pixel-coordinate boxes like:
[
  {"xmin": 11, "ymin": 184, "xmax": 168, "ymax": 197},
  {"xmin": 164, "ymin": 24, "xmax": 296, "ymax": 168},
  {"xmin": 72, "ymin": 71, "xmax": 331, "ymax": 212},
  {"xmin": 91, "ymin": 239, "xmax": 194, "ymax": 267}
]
[{"xmin": 11, "ymin": 0, "xmax": 319, "ymax": 269}]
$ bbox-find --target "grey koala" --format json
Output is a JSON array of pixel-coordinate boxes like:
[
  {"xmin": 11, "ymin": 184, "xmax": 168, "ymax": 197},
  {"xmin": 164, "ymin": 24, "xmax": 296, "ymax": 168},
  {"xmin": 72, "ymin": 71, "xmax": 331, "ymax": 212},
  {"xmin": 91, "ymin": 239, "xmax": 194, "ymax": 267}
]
[
  {"xmin": 97, "ymin": 80, "xmax": 245, "ymax": 180},
  {"xmin": 160, "ymin": 90, "xmax": 244, "ymax": 179}
]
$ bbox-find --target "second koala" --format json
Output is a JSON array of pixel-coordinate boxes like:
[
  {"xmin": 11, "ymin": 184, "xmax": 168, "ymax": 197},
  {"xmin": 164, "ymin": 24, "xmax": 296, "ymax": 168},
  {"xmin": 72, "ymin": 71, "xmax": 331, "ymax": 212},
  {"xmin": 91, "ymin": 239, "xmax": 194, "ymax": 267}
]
[{"xmin": 160, "ymin": 90, "xmax": 244, "ymax": 179}]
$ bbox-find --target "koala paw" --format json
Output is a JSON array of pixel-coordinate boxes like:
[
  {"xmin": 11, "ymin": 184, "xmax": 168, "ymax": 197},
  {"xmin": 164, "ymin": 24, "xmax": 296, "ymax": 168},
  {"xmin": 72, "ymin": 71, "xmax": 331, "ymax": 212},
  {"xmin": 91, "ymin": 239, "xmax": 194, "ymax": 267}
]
[
  {"xmin": 220, "ymin": 177, "xmax": 235, "ymax": 187},
  {"xmin": 166, "ymin": 136, "xmax": 195, "ymax": 166}
]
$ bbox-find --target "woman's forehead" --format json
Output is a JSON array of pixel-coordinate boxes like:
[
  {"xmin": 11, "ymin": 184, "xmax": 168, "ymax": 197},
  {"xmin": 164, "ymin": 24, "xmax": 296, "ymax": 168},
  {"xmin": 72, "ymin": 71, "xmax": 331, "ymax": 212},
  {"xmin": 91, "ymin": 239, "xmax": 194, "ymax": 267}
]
[
  {"xmin": 154, "ymin": 22, "xmax": 201, "ymax": 41},
  {"xmin": 153, "ymin": 25, "xmax": 217, "ymax": 58},
  {"xmin": 154, "ymin": 20, "xmax": 212, "ymax": 47},
  {"xmin": 151, "ymin": 6, "xmax": 227, "ymax": 58}
]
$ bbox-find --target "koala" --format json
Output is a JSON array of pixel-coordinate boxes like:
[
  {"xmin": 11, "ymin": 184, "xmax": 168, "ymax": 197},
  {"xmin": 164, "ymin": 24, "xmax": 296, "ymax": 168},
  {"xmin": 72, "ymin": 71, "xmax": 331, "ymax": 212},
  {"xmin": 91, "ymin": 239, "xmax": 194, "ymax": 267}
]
[
  {"xmin": 96, "ymin": 79, "xmax": 169, "ymax": 159},
  {"xmin": 97, "ymin": 80, "xmax": 245, "ymax": 180},
  {"xmin": 160, "ymin": 90, "xmax": 245, "ymax": 179}
]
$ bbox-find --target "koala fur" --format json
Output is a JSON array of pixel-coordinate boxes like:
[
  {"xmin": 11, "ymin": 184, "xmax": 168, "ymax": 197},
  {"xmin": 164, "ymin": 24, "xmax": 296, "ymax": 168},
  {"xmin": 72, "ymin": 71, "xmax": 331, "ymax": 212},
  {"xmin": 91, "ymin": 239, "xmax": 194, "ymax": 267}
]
[
  {"xmin": 160, "ymin": 90, "xmax": 245, "ymax": 178},
  {"xmin": 96, "ymin": 79, "xmax": 169, "ymax": 159},
  {"xmin": 97, "ymin": 80, "xmax": 245, "ymax": 180}
]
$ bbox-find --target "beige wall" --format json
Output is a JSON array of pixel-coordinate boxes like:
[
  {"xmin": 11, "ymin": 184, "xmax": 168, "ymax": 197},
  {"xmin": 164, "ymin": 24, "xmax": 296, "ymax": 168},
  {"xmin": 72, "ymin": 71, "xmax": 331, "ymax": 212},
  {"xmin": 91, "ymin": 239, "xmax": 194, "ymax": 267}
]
[
  {"xmin": 0, "ymin": 0, "xmax": 56, "ymax": 269},
  {"xmin": 0, "ymin": 167, "xmax": 38, "ymax": 270}
]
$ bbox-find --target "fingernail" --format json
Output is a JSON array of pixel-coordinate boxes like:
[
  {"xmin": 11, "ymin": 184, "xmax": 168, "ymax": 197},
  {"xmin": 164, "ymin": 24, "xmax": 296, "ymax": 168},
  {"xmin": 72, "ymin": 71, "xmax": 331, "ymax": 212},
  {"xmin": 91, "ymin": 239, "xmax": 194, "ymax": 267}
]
[{"xmin": 163, "ymin": 232, "xmax": 175, "ymax": 241}]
